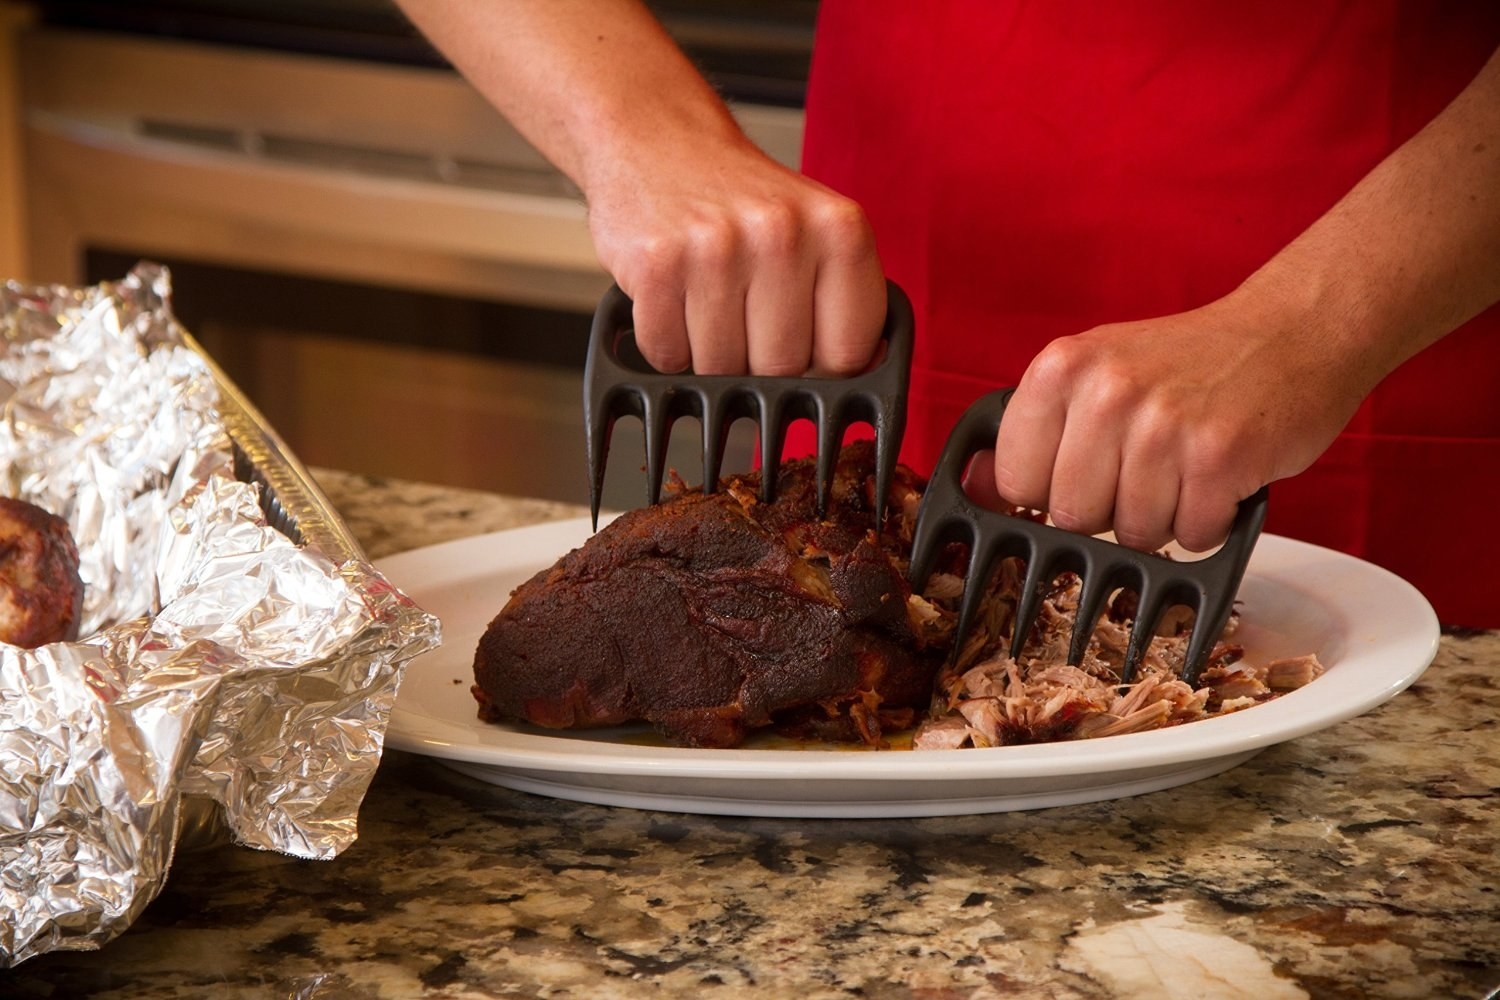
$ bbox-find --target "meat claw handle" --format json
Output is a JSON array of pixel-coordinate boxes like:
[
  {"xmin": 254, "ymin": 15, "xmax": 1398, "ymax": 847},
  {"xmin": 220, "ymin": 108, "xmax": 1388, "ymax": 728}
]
[
  {"xmin": 583, "ymin": 280, "xmax": 915, "ymax": 530},
  {"xmin": 907, "ymin": 388, "xmax": 1269, "ymax": 685}
]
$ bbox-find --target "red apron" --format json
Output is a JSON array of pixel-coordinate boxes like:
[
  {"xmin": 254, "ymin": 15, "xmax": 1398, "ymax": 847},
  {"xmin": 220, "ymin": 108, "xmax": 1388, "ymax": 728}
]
[{"xmin": 800, "ymin": 1, "xmax": 1500, "ymax": 627}]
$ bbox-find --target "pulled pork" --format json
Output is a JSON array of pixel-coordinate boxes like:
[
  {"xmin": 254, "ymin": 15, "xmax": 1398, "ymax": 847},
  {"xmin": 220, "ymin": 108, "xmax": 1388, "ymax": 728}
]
[{"xmin": 911, "ymin": 564, "xmax": 1324, "ymax": 750}]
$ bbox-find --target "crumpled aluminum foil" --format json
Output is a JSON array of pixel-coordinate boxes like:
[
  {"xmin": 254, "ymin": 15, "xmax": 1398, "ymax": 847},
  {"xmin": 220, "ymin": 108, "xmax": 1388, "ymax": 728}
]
[{"xmin": 0, "ymin": 263, "xmax": 442, "ymax": 967}]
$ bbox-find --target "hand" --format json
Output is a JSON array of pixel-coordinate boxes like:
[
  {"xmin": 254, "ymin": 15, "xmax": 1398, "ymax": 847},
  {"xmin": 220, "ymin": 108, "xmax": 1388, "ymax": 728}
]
[
  {"xmin": 985, "ymin": 295, "xmax": 1375, "ymax": 553},
  {"xmin": 585, "ymin": 137, "xmax": 888, "ymax": 377}
]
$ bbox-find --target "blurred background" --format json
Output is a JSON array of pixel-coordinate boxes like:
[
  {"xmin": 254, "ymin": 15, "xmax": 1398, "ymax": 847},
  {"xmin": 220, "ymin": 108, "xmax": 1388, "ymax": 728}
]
[{"xmin": 0, "ymin": 0, "xmax": 817, "ymax": 509}]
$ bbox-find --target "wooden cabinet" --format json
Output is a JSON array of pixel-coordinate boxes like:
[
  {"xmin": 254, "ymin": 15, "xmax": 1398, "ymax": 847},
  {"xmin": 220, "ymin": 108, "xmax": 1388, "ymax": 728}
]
[{"xmin": 0, "ymin": 2, "xmax": 32, "ymax": 280}]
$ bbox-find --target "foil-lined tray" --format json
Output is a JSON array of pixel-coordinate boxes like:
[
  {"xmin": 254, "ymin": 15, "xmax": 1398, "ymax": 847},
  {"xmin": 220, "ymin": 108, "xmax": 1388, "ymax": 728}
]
[{"xmin": 0, "ymin": 263, "xmax": 442, "ymax": 967}]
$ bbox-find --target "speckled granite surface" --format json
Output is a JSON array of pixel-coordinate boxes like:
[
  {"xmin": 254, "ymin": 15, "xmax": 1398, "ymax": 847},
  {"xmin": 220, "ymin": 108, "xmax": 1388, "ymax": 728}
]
[{"xmin": 9, "ymin": 470, "xmax": 1498, "ymax": 999}]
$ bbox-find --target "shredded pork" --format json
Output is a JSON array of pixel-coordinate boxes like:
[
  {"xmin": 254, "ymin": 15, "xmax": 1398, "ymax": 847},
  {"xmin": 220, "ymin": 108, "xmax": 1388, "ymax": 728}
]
[{"xmin": 912, "ymin": 564, "xmax": 1325, "ymax": 750}]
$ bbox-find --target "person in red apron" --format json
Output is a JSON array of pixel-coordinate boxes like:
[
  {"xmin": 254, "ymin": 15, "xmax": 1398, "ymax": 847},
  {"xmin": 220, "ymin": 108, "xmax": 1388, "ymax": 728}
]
[
  {"xmin": 798, "ymin": 2, "xmax": 1500, "ymax": 627},
  {"xmin": 398, "ymin": 1, "xmax": 1500, "ymax": 626}
]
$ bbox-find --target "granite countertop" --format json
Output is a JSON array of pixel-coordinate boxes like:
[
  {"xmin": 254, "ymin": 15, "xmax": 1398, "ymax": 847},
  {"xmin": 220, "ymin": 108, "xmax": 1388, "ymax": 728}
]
[{"xmin": 10, "ymin": 469, "xmax": 1499, "ymax": 999}]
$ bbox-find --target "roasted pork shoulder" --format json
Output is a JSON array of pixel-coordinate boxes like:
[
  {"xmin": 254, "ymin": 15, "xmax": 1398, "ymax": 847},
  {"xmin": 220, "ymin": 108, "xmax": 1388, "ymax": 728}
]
[{"xmin": 471, "ymin": 442, "xmax": 943, "ymax": 748}]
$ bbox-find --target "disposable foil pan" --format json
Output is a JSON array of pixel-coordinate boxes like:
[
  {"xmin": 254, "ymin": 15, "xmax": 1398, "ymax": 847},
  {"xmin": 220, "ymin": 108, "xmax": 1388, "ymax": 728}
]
[{"xmin": 0, "ymin": 262, "xmax": 442, "ymax": 967}]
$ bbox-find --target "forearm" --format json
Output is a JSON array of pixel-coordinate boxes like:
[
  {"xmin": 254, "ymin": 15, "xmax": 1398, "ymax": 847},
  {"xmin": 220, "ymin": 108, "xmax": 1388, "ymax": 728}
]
[
  {"xmin": 396, "ymin": 0, "xmax": 887, "ymax": 378},
  {"xmin": 393, "ymin": 0, "xmax": 750, "ymax": 195},
  {"xmin": 1234, "ymin": 47, "xmax": 1500, "ymax": 391}
]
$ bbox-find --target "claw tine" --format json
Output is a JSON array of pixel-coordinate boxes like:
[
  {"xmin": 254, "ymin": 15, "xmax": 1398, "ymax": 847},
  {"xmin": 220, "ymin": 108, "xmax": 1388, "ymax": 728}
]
[
  {"xmin": 907, "ymin": 444, "xmax": 972, "ymax": 593},
  {"xmin": 814, "ymin": 398, "xmax": 841, "ymax": 520},
  {"xmin": 586, "ymin": 406, "xmax": 614, "ymax": 532},
  {"xmin": 1007, "ymin": 537, "xmax": 1049, "ymax": 662},
  {"xmin": 757, "ymin": 388, "xmax": 780, "ymax": 504},
  {"xmin": 907, "ymin": 537, "xmax": 937, "ymax": 598},
  {"xmin": 1181, "ymin": 588, "xmax": 1231, "ymax": 685},
  {"xmin": 907, "ymin": 500, "xmax": 957, "ymax": 594},
  {"xmin": 1121, "ymin": 581, "xmax": 1171, "ymax": 686},
  {"xmin": 583, "ymin": 283, "xmax": 639, "ymax": 528},
  {"xmin": 1120, "ymin": 623, "xmax": 1149, "ymax": 688},
  {"xmin": 956, "ymin": 532, "xmax": 997, "ymax": 662},
  {"xmin": 872, "ymin": 445, "xmax": 893, "ymax": 529},
  {"xmin": 1068, "ymin": 559, "xmax": 1114, "ymax": 667},
  {"xmin": 873, "ymin": 393, "xmax": 905, "ymax": 529},
  {"xmin": 701, "ymin": 389, "xmax": 727, "ymax": 494},
  {"xmin": 642, "ymin": 389, "xmax": 670, "ymax": 508}
]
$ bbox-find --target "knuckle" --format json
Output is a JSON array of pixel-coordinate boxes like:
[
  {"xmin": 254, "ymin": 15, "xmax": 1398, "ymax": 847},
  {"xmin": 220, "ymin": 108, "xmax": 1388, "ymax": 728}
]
[
  {"xmin": 692, "ymin": 355, "xmax": 736, "ymax": 377},
  {"xmin": 758, "ymin": 357, "xmax": 808, "ymax": 378},
  {"xmin": 1114, "ymin": 522, "xmax": 1169, "ymax": 553},
  {"xmin": 1131, "ymin": 399, "xmax": 1182, "ymax": 452},
  {"xmin": 1049, "ymin": 508, "xmax": 1082, "ymax": 533},
  {"xmin": 625, "ymin": 236, "xmax": 688, "ymax": 290},
  {"xmin": 989, "ymin": 461, "xmax": 1038, "ymax": 511},
  {"xmin": 753, "ymin": 333, "xmax": 811, "ymax": 377},
  {"xmin": 1172, "ymin": 484, "xmax": 1237, "ymax": 553},
  {"xmin": 1025, "ymin": 339, "xmax": 1090, "ymax": 389},
  {"xmin": 1182, "ymin": 427, "xmax": 1243, "ymax": 485},
  {"xmin": 816, "ymin": 338, "xmax": 873, "ymax": 376},
  {"xmin": 684, "ymin": 217, "xmax": 740, "ymax": 272},
  {"xmin": 810, "ymin": 196, "xmax": 872, "ymax": 250},
  {"xmin": 688, "ymin": 333, "xmax": 744, "ymax": 376},
  {"xmin": 628, "ymin": 302, "xmax": 690, "ymax": 374},
  {"xmin": 1048, "ymin": 503, "xmax": 1099, "ymax": 536},
  {"xmin": 1175, "ymin": 515, "xmax": 1231, "ymax": 554},
  {"xmin": 640, "ymin": 340, "xmax": 690, "ymax": 374},
  {"xmin": 1086, "ymin": 365, "xmax": 1150, "ymax": 415},
  {"xmin": 743, "ymin": 200, "xmax": 802, "ymax": 257}
]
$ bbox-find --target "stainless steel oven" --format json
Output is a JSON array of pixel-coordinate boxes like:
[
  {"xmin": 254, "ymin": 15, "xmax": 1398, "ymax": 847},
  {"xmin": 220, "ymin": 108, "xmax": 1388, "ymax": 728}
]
[{"xmin": 16, "ymin": 1, "xmax": 814, "ymax": 509}]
